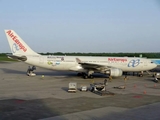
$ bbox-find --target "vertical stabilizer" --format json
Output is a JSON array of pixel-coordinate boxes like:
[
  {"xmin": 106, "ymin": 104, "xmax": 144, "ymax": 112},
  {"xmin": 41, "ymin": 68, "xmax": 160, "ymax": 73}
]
[{"xmin": 5, "ymin": 30, "xmax": 39, "ymax": 56}]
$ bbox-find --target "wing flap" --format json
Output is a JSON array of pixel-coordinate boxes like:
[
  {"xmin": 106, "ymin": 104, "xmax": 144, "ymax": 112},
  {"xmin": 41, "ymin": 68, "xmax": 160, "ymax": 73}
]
[{"xmin": 76, "ymin": 58, "xmax": 111, "ymax": 71}]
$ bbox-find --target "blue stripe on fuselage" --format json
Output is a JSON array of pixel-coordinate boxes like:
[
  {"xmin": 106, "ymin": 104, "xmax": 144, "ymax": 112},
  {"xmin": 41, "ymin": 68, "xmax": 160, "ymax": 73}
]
[{"xmin": 151, "ymin": 59, "xmax": 160, "ymax": 65}]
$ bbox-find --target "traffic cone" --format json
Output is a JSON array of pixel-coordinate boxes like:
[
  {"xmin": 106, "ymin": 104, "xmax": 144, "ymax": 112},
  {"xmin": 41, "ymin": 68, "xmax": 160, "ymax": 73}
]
[
  {"xmin": 143, "ymin": 90, "xmax": 146, "ymax": 94},
  {"xmin": 42, "ymin": 75, "xmax": 44, "ymax": 79},
  {"xmin": 92, "ymin": 80, "xmax": 94, "ymax": 84}
]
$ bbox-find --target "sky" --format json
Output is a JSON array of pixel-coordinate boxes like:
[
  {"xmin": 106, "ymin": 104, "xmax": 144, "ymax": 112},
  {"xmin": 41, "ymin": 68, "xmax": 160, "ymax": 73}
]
[{"xmin": 0, "ymin": 0, "xmax": 160, "ymax": 53}]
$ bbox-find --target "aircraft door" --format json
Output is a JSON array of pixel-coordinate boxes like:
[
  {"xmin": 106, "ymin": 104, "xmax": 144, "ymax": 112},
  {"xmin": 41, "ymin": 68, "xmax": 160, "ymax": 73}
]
[
  {"xmin": 144, "ymin": 60, "xmax": 147, "ymax": 66},
  {"xmin": 39, "ymin": 56, "xmax": 44, "ymax": 64}
]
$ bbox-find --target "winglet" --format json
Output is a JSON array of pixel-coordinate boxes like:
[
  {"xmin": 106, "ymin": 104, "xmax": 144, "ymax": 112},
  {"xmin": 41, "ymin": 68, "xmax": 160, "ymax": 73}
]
[{"xmin": 76, "ymin": 58, "xmax": 82, "ymax": 63}]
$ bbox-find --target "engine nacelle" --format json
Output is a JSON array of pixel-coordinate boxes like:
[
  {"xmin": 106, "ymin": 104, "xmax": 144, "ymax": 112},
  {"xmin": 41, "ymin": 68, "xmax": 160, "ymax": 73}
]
[{"xmin": 107, "ymin": 68, "xmax": 123, "ymax": 77}]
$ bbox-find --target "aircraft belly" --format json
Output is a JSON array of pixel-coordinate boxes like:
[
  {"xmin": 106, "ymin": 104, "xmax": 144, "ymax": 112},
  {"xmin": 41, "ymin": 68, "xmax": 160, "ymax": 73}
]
[
  {"xmin": 50, "ymin": 62, "xmax": 76, "ymax": 71},
  {"xmin": 122, "ymin": 66, "xmax": 144, "ymax": 72}
]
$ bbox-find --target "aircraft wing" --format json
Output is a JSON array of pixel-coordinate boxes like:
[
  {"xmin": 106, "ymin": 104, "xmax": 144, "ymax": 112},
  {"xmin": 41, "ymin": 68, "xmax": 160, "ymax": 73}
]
[{"xmin": 76, "ymin": 58, "xmax": 112, "ymax": 71}]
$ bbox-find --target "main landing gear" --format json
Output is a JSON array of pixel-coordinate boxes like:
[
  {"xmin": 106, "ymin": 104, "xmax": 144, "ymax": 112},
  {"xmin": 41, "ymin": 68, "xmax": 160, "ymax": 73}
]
[
  {"xmin": 77, "ymin": 71, "xmax": 94, "ymax": 79},
  {"xmin": 123, "ymin": 71, "xmax": 144, "ymax": 77},
  {"xmin": 83, "ymin": 74, "xmax": 94, "ymax": 79}
]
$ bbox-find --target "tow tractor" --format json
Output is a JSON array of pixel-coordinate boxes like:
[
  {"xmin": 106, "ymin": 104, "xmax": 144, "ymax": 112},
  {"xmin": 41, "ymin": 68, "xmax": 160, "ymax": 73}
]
[
  {"xmin": 27, "ymin": 66, "xmax": 36, "ymax": 76},
  {"xmin": 153, "ymin": 73, "xmax": 160, "ymax": 83},
  {"xmin": 90, "ymin": 79, "xmax": 114, "ymax": 96}
]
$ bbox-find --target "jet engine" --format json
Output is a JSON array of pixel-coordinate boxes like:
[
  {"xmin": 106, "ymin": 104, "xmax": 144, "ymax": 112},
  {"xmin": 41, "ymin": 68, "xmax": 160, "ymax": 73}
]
[{"xmin": 106, "ymin": 68, "xmax": 123, "ymax": 77}]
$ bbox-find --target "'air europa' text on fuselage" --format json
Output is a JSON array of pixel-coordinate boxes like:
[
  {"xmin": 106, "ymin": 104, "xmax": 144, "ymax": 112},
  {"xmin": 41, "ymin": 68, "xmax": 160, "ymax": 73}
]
[
  {"xmin": 108, "ymin": 58, "xmax": 127, "ymax": 62},
  {"xmin": 6, "ymin": 30, "xmax": 27, "ymax": 52}
]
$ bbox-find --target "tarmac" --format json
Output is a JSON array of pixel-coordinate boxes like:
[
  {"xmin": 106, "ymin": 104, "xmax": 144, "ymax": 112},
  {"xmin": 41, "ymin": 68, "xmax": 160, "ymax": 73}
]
[{"xmin": 0, "ymin": 62, "xmax": 160, "ymax": 120}]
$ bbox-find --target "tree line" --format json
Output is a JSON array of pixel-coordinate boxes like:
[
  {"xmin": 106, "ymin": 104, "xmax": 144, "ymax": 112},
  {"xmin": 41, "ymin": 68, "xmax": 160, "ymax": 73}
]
[
  {"xmin": 1, "ymin": 52, "xmax": 160, "ymax": 58},
  {"xmin": 40, "ymin": 52, "xmax": 160, "ymax": 58}
]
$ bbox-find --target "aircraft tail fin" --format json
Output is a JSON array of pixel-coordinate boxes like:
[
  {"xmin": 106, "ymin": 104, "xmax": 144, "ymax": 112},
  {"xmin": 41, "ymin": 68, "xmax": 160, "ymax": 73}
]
[{"xmin": 5, "ymin": 30, "xmax": 39, "ymax": 56}]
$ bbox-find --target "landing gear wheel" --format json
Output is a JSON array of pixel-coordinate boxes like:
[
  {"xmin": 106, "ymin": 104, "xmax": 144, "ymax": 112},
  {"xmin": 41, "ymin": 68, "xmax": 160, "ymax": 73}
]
[
  {"xmin": 138, "ymin": 73, "xmax": 143, "ymax": 77},
  {"xmin": 77, "ymin": 72, "xmax": 82, "ymax": 76},
  {"xmin": 89, "ymin": 75, "xmax": 94, "ymax": 79},
  {"xmin": 139, "ymin": 74, "xmax": 143, "ymax": 77},
  {"xmin": 83, "ymin": 75, "xmax": 88, "ymax": 79}
]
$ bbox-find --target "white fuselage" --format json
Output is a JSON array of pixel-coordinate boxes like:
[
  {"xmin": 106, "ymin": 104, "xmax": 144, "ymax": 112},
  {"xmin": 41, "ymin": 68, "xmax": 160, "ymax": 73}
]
[
  {"xmin": 5, "ymin": 30, "xmax": 157, "ymax": 77},
  {"xmin": 25, "ymin": 55, "xmax": 157, "ymax": 72}
]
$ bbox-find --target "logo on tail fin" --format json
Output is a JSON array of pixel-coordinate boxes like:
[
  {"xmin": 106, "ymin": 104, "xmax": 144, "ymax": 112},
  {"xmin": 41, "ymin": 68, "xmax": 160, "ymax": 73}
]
[
  {"xmin": 6, "ymin": 30, "xmax": 27, "ymax": 52},
  {"xmin": 12, "ymin": 43, "xmax": 19, "ymax": 53}
]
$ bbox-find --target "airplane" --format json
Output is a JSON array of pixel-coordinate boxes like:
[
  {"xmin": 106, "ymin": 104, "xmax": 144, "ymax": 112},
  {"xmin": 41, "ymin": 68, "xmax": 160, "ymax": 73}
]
[{"xmin": 5, "ymin": 30, "xmax": 157, "ymax": 78}]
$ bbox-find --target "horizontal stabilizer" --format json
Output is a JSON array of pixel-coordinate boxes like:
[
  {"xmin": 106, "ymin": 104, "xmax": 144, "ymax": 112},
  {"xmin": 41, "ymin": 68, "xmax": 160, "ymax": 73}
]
[{"xmin": 7, "ymin": 54, "xmax": 27, "ymax": 61}]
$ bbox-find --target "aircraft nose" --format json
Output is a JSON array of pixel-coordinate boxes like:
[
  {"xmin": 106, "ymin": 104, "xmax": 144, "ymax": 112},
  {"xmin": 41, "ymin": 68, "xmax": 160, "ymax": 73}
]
[{"xmin": 152, "ymin": 63, "xmax": 157, "ymax": 69}]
